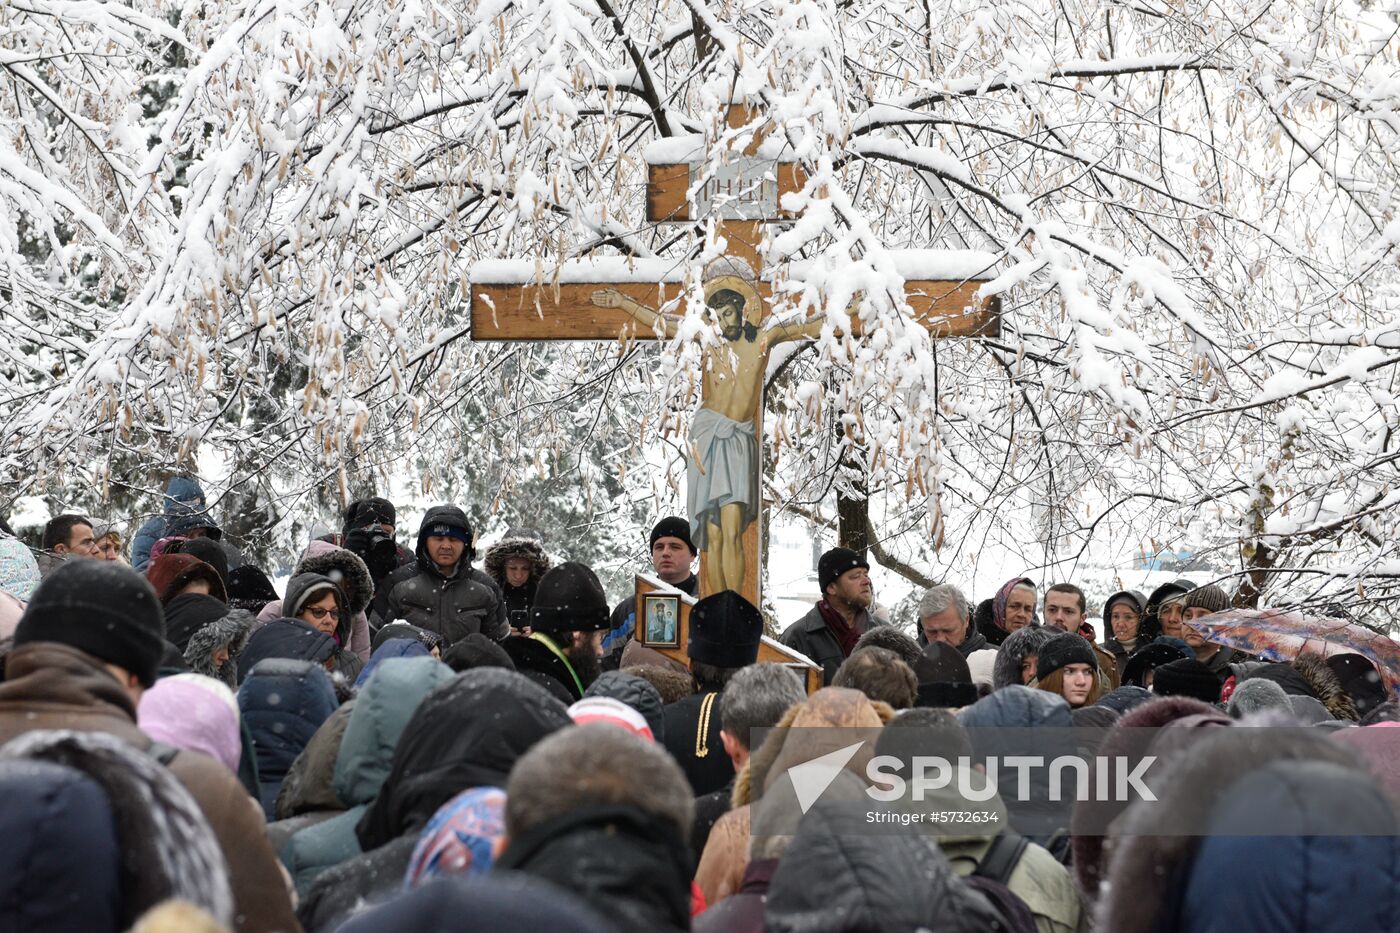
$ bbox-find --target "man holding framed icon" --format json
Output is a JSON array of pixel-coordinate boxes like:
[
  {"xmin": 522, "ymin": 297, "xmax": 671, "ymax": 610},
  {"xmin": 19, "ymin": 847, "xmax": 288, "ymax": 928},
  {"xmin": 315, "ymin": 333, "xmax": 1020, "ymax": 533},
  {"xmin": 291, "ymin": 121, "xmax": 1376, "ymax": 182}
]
[{"xmin": 602, "ymin": 518, "xmax": 699, "ymax": 658}]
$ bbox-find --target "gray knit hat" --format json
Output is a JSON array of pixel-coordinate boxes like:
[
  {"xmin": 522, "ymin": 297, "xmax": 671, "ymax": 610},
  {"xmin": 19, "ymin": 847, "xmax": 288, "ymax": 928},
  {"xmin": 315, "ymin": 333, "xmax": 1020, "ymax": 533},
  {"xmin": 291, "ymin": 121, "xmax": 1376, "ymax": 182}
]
[{"xmin": 1182, "ymin": 584, "xmax": 1230, "ymax": 614}]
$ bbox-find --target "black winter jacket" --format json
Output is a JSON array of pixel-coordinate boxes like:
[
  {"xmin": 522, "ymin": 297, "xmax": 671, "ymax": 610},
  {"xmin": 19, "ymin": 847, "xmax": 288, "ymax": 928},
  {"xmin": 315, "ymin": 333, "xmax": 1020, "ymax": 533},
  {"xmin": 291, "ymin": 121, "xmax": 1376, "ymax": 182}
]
[
  {"xmin": 332, "ymin": 871, "xmax": 613, "ymax": 933},
  {"xmin": 374, "ymin": 506, "xmax": 508, "ymax": 646},
  {"xmin": 297, "ymin": 834, "xmax": 416, "ymax": 931},
  {"xmin": 765, "ymin": 802, "xmax": 1005, "ymax": 932},
  {"xmin": 662, "ymin": 690, "xmax": 733, "ymax": 796},
  {"xmin": 495, "ymin": 804, "xmax": 693, "ymax": 933}
]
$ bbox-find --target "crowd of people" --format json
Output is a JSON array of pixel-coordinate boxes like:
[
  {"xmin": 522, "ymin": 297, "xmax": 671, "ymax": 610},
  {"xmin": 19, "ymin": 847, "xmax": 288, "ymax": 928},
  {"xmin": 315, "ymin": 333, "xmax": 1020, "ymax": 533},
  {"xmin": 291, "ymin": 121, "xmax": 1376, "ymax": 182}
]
[{"xmin": 0, "ymin": 475, "xmax": 1398, "ymax": 932}]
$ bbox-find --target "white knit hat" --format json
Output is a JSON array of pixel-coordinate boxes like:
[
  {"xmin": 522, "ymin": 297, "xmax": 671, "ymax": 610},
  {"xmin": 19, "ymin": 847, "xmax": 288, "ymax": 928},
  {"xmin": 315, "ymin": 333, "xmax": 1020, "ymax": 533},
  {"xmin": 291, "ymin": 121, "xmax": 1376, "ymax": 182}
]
[{"xmin": 966, "ymin": 648, "xmax": 999, "ymax": 689}]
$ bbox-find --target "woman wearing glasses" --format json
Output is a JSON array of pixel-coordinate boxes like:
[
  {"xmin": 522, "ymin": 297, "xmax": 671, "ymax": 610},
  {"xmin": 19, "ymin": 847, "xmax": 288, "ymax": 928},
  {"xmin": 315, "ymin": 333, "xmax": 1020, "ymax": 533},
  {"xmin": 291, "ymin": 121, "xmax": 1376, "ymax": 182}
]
[{"xmin": 237, "ymin": 573, "xmax": 364, "ymax": 687}]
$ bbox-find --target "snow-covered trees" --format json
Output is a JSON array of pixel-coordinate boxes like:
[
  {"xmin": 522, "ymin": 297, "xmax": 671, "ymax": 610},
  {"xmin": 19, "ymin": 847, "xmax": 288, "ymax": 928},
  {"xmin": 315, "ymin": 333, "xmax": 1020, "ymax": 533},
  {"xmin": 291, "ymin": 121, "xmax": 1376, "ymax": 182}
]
[{"xmin": 1, "ymin": 0, "xmax": 1396, "ymax": 617}]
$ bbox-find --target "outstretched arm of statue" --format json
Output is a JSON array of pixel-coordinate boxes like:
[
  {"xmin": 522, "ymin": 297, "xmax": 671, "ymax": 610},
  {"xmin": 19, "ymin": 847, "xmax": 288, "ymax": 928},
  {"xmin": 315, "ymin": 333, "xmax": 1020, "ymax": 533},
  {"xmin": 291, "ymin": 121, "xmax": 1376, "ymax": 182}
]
[
  {"xmin": 590, "ymin": 288, "xmax": 679, "ymax": 339},
  {"xmin": 767, "ymin": 317, "xmax": 827, "ymax": 344},
  {"xmin": 766, "ymin": 298, "xmax": 864, "ymax": 345}
]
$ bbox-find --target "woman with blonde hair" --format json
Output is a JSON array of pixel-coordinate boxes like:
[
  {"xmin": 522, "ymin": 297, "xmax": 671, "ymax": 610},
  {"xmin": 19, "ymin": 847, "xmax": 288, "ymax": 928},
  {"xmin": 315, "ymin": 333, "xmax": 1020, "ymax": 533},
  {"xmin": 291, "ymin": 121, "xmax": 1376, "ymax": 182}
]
[{"xmin": 95, "ymin": 526, "xmax": 127, "ymax": 563}]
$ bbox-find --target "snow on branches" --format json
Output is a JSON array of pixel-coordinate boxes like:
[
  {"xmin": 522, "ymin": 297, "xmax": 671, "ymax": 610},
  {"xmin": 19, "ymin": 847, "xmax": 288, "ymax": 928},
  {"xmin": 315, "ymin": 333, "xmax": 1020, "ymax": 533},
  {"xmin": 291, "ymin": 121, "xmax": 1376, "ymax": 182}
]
[{"xmin": 1, "ymin": 0, "xmax": 1397, "ymax": 619}]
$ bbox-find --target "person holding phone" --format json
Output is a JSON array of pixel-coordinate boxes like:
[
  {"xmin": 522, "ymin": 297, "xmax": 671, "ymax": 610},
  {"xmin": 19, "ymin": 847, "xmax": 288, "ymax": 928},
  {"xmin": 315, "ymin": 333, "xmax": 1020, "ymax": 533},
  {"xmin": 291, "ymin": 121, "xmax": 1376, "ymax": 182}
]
[{"xmin": 484, "ymin": 531, "xmax": 552, "ymax": 635}]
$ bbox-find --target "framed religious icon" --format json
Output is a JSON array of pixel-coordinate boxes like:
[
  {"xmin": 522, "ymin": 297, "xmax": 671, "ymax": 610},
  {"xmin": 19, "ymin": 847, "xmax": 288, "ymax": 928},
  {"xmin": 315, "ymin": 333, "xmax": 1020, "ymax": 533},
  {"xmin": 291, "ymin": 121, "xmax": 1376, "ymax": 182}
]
[{"xmin": 642, "ymin": 594, "xmax": 681, "ymax": 648}]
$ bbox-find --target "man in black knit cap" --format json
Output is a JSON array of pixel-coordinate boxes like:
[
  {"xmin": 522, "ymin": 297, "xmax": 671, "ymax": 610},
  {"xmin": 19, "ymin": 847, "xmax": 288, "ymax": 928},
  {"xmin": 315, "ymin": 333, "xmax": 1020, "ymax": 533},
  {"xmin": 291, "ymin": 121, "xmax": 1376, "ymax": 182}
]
[
  {"xmin": 503, "ymin": 561, "xmax": 613, "ymax": 701},
  {"xmin": 603, "ymin": 517, "xmax": 699, "ymax": 658},
  {"xmin": 0, "ymin": 560, "xmax": 296, "ymax": 932},
  {"xmin": 1181, "ymin": 584, "xmax": 1249, "ymax": 682},
  {"xmin": 1151, "ymin": 657, "xmax": 1223, "ymax": 704}
]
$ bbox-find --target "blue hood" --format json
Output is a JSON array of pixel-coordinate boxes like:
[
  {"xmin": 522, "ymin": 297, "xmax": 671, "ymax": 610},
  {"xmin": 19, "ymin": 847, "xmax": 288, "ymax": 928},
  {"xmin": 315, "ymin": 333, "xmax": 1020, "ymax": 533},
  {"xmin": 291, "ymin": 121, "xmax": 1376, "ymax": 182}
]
[
  {"xmin": 164, "ymin": 476, "xmax": 205, "ymax": 513},
  {"xmin": 958, "ymin": 684, "xmax": 1073, "ymax": 729},
  {"xmin": 354, "ymin": 639, "xmax": 431, "ymax": 689},
  {"xmin": 238, "ymin": 658, "xmax": 339, "ymax": 819},
  {"xmin": 238, "ymin": 618, "xmax": 338, "ymax": 684},
  {"xmin": 0, "ymin": 760, "xmax": 121, "ymax": 931},
  {"xmin": 336, "ymin": 656, "xmax": 453, "ymax": 805}
]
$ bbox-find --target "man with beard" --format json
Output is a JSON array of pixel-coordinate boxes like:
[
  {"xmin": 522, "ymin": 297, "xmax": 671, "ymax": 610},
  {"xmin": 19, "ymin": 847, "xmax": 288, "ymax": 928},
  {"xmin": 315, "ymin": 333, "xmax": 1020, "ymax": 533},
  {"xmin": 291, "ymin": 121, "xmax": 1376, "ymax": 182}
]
[
  {"xmin": 780, "ymin": 547, "xmax": 885, "ymax": 684},
  {"xmin": 502, "ymin": 562, "xmax": 612, "ymax": 701}
]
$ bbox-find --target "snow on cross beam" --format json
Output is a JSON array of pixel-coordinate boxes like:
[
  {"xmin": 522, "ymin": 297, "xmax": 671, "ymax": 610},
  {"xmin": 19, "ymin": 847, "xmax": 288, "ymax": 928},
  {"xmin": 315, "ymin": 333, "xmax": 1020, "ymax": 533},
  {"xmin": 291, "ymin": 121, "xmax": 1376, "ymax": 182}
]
[
  {"xmin": 642, "ymin": 111, "xmax": 805, "ymax": 223},
  {"xmin": 468, "ymin": 255, "xmax": 1002, "ymax": 342},
  {"xmin": 467, "ymin": 250, "xmax": 1000, "ymax": 608}
]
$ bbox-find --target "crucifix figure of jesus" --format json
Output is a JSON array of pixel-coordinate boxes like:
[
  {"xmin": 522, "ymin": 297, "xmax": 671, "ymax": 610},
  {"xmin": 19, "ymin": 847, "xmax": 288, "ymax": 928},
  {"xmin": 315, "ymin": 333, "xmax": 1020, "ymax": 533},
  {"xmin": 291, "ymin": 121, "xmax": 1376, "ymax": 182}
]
[
  {"xmin": 469, "ymin": 103, "xmax": 1001, "ymax": 606},
  {"xmin": 592, "ymin": 256, "xmax": 823, "ymax": 594}
]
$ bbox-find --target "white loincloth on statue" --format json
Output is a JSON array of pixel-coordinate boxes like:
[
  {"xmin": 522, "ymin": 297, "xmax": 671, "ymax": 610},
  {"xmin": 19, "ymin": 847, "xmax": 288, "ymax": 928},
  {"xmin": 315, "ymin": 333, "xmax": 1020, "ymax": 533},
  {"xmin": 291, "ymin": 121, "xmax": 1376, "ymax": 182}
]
[{"xmin": 688, "ymin": 407, "xmax": 759, "ymax": 550}]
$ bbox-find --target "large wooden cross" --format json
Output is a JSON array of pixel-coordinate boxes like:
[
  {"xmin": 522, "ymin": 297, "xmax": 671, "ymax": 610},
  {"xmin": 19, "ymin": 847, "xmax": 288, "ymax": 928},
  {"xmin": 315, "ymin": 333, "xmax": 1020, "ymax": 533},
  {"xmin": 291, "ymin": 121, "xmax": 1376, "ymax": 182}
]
[{"xmin": 470, "ymin": 105, "xmax": 1000, "ymax": 608}]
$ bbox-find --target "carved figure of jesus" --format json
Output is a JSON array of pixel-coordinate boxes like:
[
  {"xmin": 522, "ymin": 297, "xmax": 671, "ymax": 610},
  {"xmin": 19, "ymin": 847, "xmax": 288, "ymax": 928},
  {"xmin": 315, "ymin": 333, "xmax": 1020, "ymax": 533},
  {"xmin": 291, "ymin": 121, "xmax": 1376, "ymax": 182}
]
[{"xmin": 591, "ymin": 257, "xmax": 825, "ymax": 595}]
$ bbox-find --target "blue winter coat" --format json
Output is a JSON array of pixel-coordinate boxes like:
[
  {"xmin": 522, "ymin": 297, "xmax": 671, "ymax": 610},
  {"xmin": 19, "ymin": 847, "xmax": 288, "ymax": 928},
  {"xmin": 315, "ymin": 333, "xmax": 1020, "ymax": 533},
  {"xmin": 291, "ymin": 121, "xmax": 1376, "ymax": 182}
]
[
  {"xmin": 238, "ymin": 618, "xmax": 338, "ymax": 683},
  {"xmin": 353, "ymin": 639, "xmax": 431, "ymax": 690},
  {"xmin": 958, "ymin": 686, "xmax": 1075, "ymax": 854},
  {"xmin": 1173, "ymin": 760, "xmax": 1400, "ymax": 933},
  {"xmin": 132, "ymin": 476, "xmax": 205, "ymax": 570},
  {"xmin": 238, "ymin": 658, "xmax": 340, "ymax": 819},
  {"xmin": 957, "ymin": 683, "xmax": 1073, "ymax": 729},
  {"xmin": 281, "ymin": 656, "xmax": 453, "ymax": 896},
  {"xmin": 0, "ymin": 759, "xmax": 123, "ymax": 932}
]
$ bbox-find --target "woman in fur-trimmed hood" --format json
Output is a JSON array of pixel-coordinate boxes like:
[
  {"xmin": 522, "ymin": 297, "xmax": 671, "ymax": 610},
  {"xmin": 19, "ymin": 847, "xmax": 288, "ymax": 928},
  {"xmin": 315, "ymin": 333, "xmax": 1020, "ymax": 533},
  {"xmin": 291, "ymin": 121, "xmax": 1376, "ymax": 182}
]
[
  {"xmin": 0, "ymin": 729, "xmax": 235, "ymax": 930},
  {"xmin": 1097, "ymin": 721, "xmax": 1396, "ymax": 933},
  {"xmin": 483, "ymin": 535, "xmax": 552, "ymax": 626},
  {"xmin": 164, "ymin": 593, "xmax": 254, "ymax": 688},
  {"xmin": 256, "ymin": 540, "xmax": 374, "ymax": 661},
  {"xmin": 1070, "ymin": 695, "xmax": 1222, "ymax": 901}
]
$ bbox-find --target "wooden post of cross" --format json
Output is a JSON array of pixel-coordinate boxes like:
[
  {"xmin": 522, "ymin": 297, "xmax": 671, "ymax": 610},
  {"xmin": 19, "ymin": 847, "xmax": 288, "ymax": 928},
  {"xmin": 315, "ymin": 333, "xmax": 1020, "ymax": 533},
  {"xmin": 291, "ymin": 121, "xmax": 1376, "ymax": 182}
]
[{"xmin": 470, "ymin": 104, "xmax": 1001, "ymax": 612}]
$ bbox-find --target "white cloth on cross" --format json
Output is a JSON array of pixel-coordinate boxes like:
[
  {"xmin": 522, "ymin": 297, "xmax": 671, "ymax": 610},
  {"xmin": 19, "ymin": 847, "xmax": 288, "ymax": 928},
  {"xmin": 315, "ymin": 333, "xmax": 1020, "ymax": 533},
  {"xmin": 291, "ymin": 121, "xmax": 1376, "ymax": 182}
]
[{"xmin": 688, "ymin": 407, "xmax": 760, "ymax": 548}]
